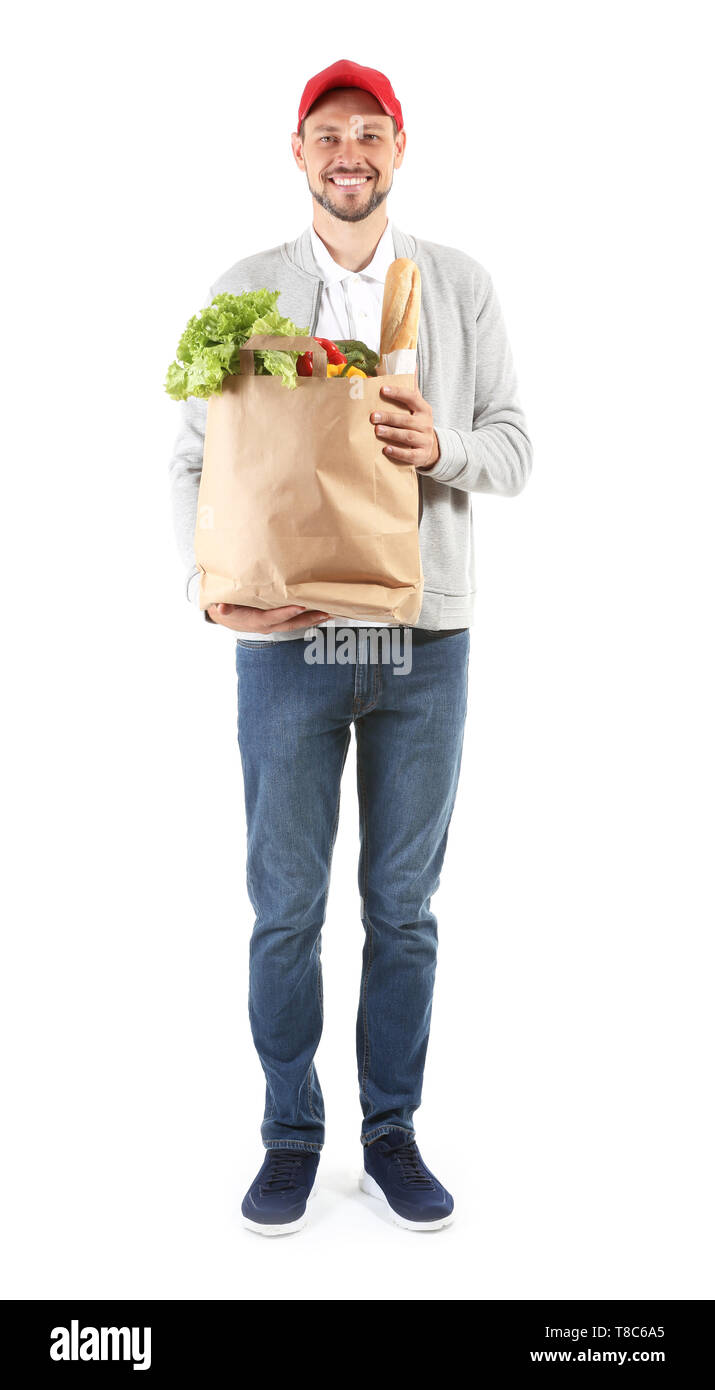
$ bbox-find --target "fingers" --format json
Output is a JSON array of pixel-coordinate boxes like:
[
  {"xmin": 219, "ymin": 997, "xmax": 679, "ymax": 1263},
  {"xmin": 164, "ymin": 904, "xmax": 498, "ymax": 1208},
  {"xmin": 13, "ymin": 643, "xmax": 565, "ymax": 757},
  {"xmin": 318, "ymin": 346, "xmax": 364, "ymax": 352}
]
[
  {"xmin": 379, "ymin": 385, "xmax": 419, "ymax": 407},
  {"xmin": 207, "ymin": 602, "xmax": 332, "ymax": 633},
  {"xmin": 262, "ymin": 604, "xmax": 308, "ymax": 623},
  {"xmin": 378, "ymin": 445, "xmax": 418, "ymax": 464},
  {"xmin": 373, "ymin": 423, "xmax": 421, "ymax": 447},
  {"xmin": 371, "ymin": 408, "xmax": 416, "ymax": 428},
  {"xmin": 373, "ymin": 420, "xmax": 428, "ymax": 464},
  {"xmin": 262, "ymin": 604, "xmax": 324, "ymax": 629},
  {"xmin": 270, "ymin": 610, "xmax": 332, "ymax": 632}
]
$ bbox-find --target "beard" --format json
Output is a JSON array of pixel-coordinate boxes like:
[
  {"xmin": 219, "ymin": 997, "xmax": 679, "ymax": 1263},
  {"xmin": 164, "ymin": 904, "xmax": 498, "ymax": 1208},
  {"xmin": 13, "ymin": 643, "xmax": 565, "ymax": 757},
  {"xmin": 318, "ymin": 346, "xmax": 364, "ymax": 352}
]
[{"xmin": 308, "ymin": 171, "xmax": 391, "ymax": 222}]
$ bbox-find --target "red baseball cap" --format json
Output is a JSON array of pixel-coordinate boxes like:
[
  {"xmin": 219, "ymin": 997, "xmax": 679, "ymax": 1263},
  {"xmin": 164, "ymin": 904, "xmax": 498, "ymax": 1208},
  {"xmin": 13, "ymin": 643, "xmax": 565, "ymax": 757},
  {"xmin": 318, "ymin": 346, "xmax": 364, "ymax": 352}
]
[{"xmin": 297, "ymin": 59, "xmax": 403, "ymax": 134}]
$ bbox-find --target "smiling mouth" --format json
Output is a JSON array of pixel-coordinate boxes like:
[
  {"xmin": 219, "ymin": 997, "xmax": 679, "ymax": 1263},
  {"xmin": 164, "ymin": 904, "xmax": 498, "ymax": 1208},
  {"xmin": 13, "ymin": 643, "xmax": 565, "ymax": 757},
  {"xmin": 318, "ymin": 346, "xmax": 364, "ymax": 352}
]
[{"xmin": 327, "ymin": 175, "xmax": 373, "ymax": 188}]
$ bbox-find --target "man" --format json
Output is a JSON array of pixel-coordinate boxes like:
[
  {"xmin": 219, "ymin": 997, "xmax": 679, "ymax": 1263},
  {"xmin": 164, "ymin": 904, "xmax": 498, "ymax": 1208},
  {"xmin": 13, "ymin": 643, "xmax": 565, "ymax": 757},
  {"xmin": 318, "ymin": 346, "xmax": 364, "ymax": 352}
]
[{"xmin": 168, "ymin": 59, "xmax": 532, "ymax": 1235}]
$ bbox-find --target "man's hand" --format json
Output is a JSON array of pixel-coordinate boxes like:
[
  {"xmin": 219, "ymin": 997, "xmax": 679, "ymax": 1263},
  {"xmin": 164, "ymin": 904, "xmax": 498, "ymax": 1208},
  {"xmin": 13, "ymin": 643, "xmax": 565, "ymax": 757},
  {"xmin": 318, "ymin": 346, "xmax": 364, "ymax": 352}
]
[
  {"xmin": 207, "ymin": 603, "xmax": 332, "ymax": 632},
  {"xmin": 370, "ymin": 379, "xmax": 440, "ymax": 471}
]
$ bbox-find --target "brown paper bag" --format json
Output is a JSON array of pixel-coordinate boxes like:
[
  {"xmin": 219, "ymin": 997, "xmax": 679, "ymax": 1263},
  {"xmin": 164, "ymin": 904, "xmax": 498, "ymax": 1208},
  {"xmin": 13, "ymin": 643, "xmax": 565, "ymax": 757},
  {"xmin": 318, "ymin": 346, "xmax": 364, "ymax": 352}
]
[{"xmin": 194, "ymin": 335, "xmax": 424, "ymax": 624}]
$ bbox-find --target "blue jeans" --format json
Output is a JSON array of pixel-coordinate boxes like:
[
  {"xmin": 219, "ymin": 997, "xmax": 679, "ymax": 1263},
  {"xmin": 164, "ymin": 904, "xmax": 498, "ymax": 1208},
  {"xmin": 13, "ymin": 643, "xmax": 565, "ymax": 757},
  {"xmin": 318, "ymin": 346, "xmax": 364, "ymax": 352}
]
[{"xmin": 234, "ymin": 626, "xmax": 470, "ymax": 1151}]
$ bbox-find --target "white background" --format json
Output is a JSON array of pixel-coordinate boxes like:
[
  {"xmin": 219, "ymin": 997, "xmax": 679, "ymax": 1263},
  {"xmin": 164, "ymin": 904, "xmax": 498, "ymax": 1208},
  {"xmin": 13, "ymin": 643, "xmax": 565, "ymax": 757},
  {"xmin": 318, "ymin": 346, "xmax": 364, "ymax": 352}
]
[{"xmin": 2, "ymin": 0, "xmax": 713, "ymax": 1301}]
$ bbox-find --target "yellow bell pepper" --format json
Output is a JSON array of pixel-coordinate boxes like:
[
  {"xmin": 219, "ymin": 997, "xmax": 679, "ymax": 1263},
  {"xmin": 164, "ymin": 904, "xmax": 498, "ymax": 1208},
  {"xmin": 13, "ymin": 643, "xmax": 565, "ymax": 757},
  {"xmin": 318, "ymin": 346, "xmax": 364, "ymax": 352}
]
[{"xmin": 325, "ymin": 363, "xmax": 368, "ymax": 378}]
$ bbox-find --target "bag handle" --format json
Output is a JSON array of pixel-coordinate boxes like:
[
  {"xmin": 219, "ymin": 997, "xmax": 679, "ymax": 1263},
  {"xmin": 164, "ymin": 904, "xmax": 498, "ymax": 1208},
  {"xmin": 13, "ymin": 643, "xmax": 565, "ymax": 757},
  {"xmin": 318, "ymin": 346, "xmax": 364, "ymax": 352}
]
[{"xmin": 237, "ymin": 335, "xmax": 328, "ymax": 378}]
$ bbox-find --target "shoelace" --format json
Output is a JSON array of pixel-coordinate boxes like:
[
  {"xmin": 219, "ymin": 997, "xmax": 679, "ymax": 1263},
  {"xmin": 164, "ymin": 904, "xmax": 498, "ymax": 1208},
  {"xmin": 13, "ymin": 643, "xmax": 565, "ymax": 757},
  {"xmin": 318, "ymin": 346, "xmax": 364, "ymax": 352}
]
[
  {"xmin": 390, "ymin": 1142, "xmax": 435, "ymax": 1189},
  {"xmin": 259, "ymin": 1152, "xmax": 305, "ymax": 1194}
]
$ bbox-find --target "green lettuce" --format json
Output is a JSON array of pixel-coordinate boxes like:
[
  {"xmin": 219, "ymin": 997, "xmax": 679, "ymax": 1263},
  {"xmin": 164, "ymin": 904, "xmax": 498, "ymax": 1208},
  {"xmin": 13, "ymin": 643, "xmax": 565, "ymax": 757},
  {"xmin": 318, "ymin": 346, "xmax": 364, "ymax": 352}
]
[{"xmin": 164, "ymin": 290, "xmax": 310, "ymax": 399}]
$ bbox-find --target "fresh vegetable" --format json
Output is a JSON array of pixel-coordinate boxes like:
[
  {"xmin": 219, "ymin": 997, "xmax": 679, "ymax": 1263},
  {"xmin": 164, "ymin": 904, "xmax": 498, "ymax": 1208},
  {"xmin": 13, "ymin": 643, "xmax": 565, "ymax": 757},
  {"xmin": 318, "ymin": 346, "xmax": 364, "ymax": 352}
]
[
  {"xmin": 321, "ymin": 362, "xmax": 367, "ymax": 378},
  {"xmin": 296, "ymin": 338, "xmax": 379, "ymax": 379},
  {"xmin": 317, "ymin": 337, "xmax": 348, "ymax": 364},
  {"xmin": 333, "ymin": 340, "xmax": 380, "ymax": 377},
  {"xmin": 164, "ymin": 290, "xmax": 310, "ymax": 399},
  {"xmin": 296, "ymin": 337, "xmax": 347, "ymax": 376}
]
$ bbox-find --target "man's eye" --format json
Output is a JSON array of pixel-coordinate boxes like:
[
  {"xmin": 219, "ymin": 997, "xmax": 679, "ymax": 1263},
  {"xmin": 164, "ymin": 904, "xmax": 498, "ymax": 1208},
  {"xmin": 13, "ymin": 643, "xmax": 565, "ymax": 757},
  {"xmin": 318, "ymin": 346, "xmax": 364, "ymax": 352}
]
[{"xmin": 317, "ymin": 133, "xmax": 379, "ymax": 142}]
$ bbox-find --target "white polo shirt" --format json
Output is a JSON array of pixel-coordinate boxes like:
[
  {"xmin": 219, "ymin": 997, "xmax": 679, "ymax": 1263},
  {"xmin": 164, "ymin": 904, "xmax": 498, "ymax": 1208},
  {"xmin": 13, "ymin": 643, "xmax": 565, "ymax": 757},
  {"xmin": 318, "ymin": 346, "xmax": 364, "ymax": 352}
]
[
  {"xmin": 234, "ymin": 219, "xmax": 398, "ymax": 641},
  {"xmin": 308, "ymin": 216, "xmax": 395, "ymax": 358}
]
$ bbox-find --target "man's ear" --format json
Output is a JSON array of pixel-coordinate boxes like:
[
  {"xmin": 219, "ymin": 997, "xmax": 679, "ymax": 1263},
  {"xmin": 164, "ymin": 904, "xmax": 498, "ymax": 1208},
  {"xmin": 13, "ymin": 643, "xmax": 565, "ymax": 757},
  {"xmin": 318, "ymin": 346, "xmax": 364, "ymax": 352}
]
[
  {"xmin": 291, "ymin": 131, "xmax": 305, "ymax": 171},
  {"xmin": 394, "ymin": 128, "xmax": 407, "ymax": 170}
]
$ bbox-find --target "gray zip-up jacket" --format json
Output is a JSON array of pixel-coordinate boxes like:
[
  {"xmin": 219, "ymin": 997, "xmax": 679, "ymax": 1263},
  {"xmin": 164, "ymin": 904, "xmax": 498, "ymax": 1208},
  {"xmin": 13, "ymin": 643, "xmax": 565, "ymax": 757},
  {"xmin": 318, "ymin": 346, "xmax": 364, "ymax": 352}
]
[{"xmin": 167, "ymin": 221, "xmax": 532, "ymax": 630}]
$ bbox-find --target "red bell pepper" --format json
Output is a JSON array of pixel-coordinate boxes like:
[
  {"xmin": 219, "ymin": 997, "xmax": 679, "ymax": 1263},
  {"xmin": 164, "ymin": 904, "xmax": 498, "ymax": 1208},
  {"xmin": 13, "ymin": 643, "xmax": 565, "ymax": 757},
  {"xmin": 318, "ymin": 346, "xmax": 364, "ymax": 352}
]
[{"xmin": 296, "ymin": 337, "xmax": 348, "ymax": 376}]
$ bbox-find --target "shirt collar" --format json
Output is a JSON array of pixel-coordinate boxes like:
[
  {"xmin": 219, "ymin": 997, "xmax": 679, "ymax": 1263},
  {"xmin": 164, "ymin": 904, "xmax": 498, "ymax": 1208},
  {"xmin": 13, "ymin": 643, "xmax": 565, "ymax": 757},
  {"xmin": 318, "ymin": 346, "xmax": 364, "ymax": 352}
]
[{"xmin": 309, "ymin": 219, "xmax": 395, "ymax": 286}]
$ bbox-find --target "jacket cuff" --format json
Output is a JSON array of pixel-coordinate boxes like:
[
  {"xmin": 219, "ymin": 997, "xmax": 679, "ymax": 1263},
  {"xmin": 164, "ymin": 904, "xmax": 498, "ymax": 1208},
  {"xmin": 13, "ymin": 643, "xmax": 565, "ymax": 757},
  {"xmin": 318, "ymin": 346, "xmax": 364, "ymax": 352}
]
[{"xmin": 421, "ymin": 424, "xmax": 469, "ymax": 482}]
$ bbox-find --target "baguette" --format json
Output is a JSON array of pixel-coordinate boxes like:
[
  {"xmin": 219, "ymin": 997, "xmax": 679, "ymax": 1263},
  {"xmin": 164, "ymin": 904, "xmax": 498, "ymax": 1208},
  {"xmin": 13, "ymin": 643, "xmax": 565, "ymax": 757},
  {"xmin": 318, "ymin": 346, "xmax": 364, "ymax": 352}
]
[{"xmin": 379, "ymin": 258, "xmax": 422, "ymax": 356}]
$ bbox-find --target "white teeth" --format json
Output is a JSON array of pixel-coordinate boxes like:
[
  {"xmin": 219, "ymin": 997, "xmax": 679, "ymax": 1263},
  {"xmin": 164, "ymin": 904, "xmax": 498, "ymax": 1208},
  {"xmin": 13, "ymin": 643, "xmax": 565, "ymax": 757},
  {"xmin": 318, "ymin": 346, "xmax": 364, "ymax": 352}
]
[{"xmin": 331, "ymin": 176, "xmax": 369, "ymax": 186}]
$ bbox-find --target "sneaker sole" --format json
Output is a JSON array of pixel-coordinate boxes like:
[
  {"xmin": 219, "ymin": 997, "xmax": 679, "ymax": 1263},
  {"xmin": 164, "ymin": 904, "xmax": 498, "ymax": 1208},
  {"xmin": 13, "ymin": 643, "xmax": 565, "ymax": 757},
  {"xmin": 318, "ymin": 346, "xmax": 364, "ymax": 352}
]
[
  {"xmin": 241, "ymin": 1183, "xmax": 318, "ymax": 1237},
  {"xmin": 359, "ymin": 1170, "xmax": 455, "ymax": 1231}
]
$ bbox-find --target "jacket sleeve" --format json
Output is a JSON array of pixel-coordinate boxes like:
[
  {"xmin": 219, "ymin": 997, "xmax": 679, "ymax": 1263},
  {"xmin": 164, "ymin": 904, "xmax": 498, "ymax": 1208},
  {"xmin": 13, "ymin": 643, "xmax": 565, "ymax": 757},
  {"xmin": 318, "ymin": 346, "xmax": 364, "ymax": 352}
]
[
  {"xmin": 167, "ymin": 288, "xmax": 216, "ymax": 622},
  {"xmin": 426, "ymin": 274, "xmax": 533, "ymax": 496}
]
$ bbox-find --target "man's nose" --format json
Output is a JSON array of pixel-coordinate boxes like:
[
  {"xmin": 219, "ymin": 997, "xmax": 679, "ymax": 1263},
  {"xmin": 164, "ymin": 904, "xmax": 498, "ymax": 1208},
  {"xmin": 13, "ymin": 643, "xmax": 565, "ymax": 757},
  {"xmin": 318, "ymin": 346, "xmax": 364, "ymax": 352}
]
[{"xmin": 338, "ymin": 135, "xmax": 368, "ymax": 159}]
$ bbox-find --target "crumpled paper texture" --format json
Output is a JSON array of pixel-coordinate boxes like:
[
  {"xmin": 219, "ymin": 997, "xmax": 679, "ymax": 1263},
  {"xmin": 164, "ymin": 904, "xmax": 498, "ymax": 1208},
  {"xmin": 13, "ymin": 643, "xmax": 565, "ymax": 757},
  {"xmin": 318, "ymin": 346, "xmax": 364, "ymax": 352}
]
[{"xmin": 194, "ymin": 365, "xmax": 424, "ymax": 624}]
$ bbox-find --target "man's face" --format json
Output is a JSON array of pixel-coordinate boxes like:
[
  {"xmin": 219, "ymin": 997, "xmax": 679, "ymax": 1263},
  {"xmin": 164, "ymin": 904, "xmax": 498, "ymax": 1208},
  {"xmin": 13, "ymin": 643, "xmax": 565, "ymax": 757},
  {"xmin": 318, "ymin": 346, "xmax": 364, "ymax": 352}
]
[{"xmin": 292, "ymin": 88, "xmax": 405, "ymax": 223}]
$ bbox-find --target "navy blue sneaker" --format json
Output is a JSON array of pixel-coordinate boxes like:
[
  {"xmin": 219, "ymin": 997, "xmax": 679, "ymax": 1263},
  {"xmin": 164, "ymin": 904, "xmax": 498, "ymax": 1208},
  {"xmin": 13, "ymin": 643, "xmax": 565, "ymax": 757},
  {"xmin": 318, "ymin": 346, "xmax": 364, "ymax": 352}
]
[
  {"xmin": 241, "ymin": 1149, "xmax": 320, "ymax": 1236},
  {"xmin": 360, "ymin": 1131, "xmax": 455, "ymax": 1230}
]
